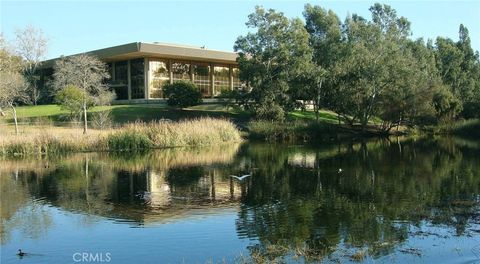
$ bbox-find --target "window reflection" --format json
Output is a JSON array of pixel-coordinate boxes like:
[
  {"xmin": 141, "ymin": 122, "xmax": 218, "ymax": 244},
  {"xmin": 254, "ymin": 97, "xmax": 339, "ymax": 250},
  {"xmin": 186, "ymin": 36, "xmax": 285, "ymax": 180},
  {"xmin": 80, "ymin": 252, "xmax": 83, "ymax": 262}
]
[
  {"xmin": 113, "ymin": 61, "xmax": 128, "ymax": 100},
  {"xmin": 172, "ymin": 61, "xmax": 191, "ymax": 82},
  {"xmin": 130, "ymin": 59, "xmax": 145, "ymax": 99},
  {"xmin": 193, "ymin": 63, "xmax": 210, "ymax": 97},
  {"xmin": 214, "ymin": 66, "xmax": 230, "ymax": 96},
  {"xmin": 232, "ymin": 68, "xmax": 242, "ymax": 90},
  {"xmin": 149, "ymin": 60, "xmax": 170, "ymax": 98}
]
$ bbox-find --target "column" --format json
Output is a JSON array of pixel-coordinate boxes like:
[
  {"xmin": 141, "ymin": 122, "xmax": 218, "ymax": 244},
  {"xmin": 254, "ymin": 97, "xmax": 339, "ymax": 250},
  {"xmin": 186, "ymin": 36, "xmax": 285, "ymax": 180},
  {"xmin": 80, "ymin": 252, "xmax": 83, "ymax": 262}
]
[{"xmin": 144, "ymin": 58, "xmax": 149, "ymax": 100}]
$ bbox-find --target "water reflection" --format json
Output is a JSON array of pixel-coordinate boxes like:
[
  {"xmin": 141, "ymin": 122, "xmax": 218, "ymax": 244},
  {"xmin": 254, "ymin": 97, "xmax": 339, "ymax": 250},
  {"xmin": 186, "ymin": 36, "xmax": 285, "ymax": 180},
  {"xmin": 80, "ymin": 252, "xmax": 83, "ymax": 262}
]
[{"xmin": 1, "ymin": 138, "xmax": 479, "ymax": 262}]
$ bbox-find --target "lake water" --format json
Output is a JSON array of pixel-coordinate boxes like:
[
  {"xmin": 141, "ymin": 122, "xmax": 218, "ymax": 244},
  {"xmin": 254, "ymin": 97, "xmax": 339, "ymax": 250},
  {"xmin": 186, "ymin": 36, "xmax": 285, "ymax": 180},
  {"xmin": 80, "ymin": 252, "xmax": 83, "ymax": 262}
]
[{"xmin": 1, "ymin": 137, "xmax": 480, "ymax": 263}]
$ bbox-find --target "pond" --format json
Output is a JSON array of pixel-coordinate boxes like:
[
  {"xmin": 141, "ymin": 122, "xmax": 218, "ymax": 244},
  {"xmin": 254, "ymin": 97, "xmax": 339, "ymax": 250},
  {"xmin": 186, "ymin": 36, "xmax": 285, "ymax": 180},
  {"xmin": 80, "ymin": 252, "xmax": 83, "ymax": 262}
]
[{"xmin": 1, "ymin": 137, "xmax": 480, "ymax": 263}]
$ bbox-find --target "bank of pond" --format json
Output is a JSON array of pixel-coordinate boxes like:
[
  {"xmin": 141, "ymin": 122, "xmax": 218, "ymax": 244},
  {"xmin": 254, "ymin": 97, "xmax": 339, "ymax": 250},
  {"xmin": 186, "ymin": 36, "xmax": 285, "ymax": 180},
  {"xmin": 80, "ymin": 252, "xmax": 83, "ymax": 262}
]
[{"xmin": 1, "ymin": 116, "xmax": 478, "ymax": 157}]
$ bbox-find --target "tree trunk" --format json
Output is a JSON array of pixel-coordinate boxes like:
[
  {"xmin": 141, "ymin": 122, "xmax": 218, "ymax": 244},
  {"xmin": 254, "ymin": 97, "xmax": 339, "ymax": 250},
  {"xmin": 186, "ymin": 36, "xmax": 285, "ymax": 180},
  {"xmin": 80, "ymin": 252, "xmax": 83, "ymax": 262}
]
[
  {"xmin": 83, "ymin": 101, "xmax": 88, "ymax": 134},
  {"xmin": 11, "ymin": 104, "xmax": 19, "ymax": 135}
]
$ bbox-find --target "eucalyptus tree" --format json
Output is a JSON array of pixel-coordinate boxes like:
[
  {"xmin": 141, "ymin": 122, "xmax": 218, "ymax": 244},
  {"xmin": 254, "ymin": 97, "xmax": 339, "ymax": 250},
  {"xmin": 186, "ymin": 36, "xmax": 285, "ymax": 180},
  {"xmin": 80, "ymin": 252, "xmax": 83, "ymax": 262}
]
[
  {"xmin": 15, "ymin": 26, "xmax": 47, "ymax": 105},
  {"xmin": 0, "ymin": 36, "xmax": 28, "ymax": 135},
  {"xmin": 52, "ymin": 54, "xmax": 110, "ymax": 134},
  {"xmin": 303, "ymin": 4, "xmax": 342, "ymax": 121},
  {"xmin": 234, "ymin": 6, "xmax": 313, "ymax": 121},
  {"xmin": 434, "ymin": 25, "xmax": 480, "ymax": 118},
  {"xmin": 330, "ymin": 13, "xmax": 392, "ymax": 129}
]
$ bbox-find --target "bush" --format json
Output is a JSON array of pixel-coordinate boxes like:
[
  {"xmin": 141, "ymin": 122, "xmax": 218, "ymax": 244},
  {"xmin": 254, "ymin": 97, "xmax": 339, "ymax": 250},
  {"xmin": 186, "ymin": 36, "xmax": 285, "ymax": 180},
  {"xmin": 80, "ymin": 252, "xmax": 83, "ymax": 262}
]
[
  {"xmin": 91, "ymin": 111, "xmax": 113, "ymax": 129},
  {"xmin": 254, "ymin": 103, "xmax": 285, "ymax": 121},
  {"xmin": 163, "ymin": 81, "xmax": 202, "ymax": 108}
]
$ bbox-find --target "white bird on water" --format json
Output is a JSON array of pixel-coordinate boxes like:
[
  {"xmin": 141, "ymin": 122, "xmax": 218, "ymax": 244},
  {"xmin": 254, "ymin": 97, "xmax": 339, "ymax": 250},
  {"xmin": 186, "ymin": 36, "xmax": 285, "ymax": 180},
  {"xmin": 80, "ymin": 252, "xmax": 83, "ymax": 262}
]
[
  {"xmin": 230, "ymin": 174, "xmax": 251, "ymax": 181},
  {"xmin": 338, "ymin": 168, "xmax": 343, "ymax": 174}
]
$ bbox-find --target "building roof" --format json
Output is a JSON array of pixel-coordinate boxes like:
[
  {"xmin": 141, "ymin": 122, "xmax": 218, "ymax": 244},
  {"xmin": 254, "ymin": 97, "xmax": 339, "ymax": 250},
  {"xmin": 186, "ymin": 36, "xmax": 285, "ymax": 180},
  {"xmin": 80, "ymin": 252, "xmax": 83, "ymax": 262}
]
[{"xmin": 41, "ymin": 42, "xmax": 238, "ymax": 68}]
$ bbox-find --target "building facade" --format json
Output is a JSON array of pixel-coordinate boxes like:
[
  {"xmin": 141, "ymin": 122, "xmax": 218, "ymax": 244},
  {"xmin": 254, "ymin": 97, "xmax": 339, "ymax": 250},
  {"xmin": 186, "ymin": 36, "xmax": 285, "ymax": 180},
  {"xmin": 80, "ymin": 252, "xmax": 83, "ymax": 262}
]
[{"xmin": 41, "ymin": 42, "xmax": 241, "ymax": 102}]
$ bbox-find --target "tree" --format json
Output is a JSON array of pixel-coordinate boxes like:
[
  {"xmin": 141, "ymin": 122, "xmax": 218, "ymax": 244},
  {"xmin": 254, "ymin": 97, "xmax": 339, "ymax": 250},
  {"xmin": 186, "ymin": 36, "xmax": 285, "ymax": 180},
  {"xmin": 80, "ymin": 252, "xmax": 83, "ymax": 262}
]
[
  {"xmin": 434, "ymin": 25, "xmax": 480, "ymax": 118},
  {"xmin": 52, "ymin": 54, "xmax": 110, "ymax": 134},
  {"xmin": 0, "ymin": 36, "xmax": 28, "ymax": 135},
  {"xmin": 234, "ymin": 6, "xmax": 313, "ymax": 121},
  {"xmin": 15, "ymin": 25, "xmax": 47, "ymax": 105},
  {"xmin": 302, "ymin": 4, "xmax": 345, "ymax": 122},
  {"xmin": 55, "ymin": 85, "xmax": 93, "ymax": 119}
]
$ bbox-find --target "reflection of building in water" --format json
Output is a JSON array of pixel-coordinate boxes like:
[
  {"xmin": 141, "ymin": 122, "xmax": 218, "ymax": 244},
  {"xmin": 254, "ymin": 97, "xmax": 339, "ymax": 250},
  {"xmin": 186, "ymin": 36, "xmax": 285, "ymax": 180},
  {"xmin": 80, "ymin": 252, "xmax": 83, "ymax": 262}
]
[
  {"xmin": 288, "ymin": 153, "xmax": 316, "ymax": 168},
  {"xmin": 145, "ymin": 168, "xmax": 244, "ymax": 208},
  {"xmin": 146, "ymin": 170, "xmax": 171, "ymax": 207}
]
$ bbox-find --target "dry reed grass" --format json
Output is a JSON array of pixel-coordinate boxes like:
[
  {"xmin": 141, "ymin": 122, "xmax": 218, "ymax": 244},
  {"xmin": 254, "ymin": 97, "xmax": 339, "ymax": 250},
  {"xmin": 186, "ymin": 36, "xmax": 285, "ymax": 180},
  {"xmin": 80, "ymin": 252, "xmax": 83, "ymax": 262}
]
[{"xmin": 0, "ymin": 118, "xmax": 241, "ymax": 156}]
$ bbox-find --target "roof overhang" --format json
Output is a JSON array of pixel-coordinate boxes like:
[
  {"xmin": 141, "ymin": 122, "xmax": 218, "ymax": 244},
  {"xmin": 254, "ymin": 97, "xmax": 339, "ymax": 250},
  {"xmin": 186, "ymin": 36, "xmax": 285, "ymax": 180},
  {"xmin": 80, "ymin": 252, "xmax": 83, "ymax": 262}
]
[{"xmin": 41, "ymin": 42, "xmax": 238, "ymax": 68}]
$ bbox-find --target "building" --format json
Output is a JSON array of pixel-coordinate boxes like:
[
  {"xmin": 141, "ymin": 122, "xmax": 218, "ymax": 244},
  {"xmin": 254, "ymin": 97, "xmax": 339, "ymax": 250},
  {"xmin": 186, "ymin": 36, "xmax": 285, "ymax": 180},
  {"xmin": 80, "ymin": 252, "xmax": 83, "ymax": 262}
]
[{"xmin": 41, "ymin": 42, "xmax": 241, "ymax": 103}]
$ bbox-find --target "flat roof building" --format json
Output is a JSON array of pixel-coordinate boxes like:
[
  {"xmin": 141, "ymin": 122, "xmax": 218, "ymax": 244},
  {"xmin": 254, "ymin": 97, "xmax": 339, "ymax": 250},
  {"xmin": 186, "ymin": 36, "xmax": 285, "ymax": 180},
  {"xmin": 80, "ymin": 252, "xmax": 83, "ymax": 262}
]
[{"xmin": 41, "ymin": 42, "xmax": 241, "ymax": 102}]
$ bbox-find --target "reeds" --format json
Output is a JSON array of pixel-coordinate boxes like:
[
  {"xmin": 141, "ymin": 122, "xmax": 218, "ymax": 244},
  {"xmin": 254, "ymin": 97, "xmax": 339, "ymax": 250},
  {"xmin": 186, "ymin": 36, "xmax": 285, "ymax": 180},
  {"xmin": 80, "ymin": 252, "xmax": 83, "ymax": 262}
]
[{"xmin": 0, "ymin": 118, "xmax": 241, "ymax": 156}]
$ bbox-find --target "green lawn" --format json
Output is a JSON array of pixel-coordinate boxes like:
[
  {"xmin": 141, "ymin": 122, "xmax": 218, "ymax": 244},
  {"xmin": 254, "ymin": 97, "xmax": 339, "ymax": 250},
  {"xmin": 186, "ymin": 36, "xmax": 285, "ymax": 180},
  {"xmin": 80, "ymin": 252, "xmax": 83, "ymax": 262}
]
[
  {"xmin": 288, "ymin": 110, "xmax": 340, "ymax": 123},
  {"xmin": 1, "ymin": 104, "xmax": 344, "ymax": 125},
  {"xmin": 2, "ymin": 104, "xmax": 251, "ymax": 124}
]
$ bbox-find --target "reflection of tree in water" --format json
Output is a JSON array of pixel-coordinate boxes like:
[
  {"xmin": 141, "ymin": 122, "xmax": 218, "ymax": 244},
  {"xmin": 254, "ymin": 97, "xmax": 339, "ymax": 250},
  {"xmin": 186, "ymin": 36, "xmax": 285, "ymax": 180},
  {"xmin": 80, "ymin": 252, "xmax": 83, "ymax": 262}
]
[
  {"xmin": 236, "ymin": 138, "xmax": 480, "ymax": 261},
  {"xmin": 0, "ymin": 144, "xmax": 243, "ymax": 233}
]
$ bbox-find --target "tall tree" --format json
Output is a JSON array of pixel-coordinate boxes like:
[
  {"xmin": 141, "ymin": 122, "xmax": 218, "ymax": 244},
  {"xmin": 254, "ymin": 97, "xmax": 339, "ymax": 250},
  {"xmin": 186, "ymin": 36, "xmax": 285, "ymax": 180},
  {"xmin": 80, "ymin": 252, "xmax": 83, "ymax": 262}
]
[
  {"xmin": 303, "ymin": 4, "xmax": 342, "ymax": 120},
  {"xmin": 434, "ymin": 24, "xmax": 480, "ymax": 118},
  {"xmin": 0, "ymin": 35, "xmax": 29, "ymax": 135},
  {"xmin": 15, "ymin": 26, "xmax": 48, "ymax": 105},
  {"xmin": 52, "ymin": 54, "xmax": 110, "ymax": 134},
  {"xmin": 234, "ymin": 6, "xmax": 313, "ymax": 121}
]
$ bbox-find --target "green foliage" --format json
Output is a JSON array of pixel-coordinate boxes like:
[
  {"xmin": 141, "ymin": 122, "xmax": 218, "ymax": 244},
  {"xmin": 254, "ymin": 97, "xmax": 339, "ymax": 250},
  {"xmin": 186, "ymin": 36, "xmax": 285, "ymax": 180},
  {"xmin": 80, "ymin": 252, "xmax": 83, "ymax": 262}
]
[
  {"xmin": 433, "ymin": 85, "xmax": 462, "ymax": 123},
  {"xmin": 234, "ymin": 6, "xmax": 313, "ymax": 120},
  {"xmin": 163, "ymin": 81, "xmax": 202, "ymax": 108},
  {"xmin": 434, "ymin": 25, "xmax": 480, "ymax": 119},
  {"xmin": 253, "ymin": 102, "xmax": 285, "ymax": 121},
  {"xmin": 302, "ymin": 3, "xmax": 479, "ymax": 131},
  {"xmin": 55, "ymin": 85, "xmax": 93, "ymax": 118}
]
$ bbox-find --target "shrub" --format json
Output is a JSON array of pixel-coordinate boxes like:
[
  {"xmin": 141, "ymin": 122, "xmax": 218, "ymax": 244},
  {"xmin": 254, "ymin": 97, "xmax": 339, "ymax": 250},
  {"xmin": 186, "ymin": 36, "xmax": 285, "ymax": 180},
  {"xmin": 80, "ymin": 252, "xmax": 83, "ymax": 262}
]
[
  {"xmin": 254, "ymin": 103, "xmax": 285, "ymax": 121},
  {"xmin": 163, "ymin": 81, "xmax": 202, "ymax": 108},
  {"xmin": 91, "ymin": 111, "xmax": 113, "ymax": 129}
]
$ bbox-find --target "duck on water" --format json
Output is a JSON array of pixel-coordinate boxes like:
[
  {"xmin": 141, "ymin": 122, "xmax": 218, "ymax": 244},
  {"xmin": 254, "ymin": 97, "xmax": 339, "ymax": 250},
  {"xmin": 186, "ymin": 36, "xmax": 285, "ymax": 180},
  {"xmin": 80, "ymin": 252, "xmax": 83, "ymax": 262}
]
[{"xmin": 17, "ymin": 249, "xmax": 26, "ymax": 257}]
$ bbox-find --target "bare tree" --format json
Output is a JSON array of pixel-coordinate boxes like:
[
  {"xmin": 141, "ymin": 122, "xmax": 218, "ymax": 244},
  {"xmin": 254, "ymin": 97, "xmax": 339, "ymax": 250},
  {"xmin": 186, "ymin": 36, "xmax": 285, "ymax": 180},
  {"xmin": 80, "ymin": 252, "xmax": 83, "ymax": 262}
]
[
  {"xmin": 52, "ymin": 54, "xmax": 110, "ymax": 134},
  {"xmin": 0, "ymin": 36, "xmax": 29, "ymax": 135},
  {"xmin": 15, "ymin": 25, "xmax": 48, "ymax": 105}
]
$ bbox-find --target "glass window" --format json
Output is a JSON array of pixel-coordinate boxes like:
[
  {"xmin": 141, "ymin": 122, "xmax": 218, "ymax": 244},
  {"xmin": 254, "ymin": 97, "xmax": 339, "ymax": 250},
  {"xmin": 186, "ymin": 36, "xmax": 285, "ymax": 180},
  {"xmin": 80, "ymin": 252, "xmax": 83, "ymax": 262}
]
[
  {"xmin": 214, "ymin": 66, "xmax": 230, "ymax": 96},
  {"xmin": 193, "ymin": 63, "xmax": 211, "ymax": 97},
  {"xmin": 106, "ymin": 62, "xmax": 113, "ymax": 82},
  {"xmin": 113, "ymin": 61, "xmax": 128, "ymax": 100},
  {"xmin": 149, "ymin": 60, "xmax": 170, "ymax": 98},
  {"xmin": 172, "ymin": 61, "xmax": 191, "ymax": 82},
  {"xmin": 232, "ymin": 67, "xmax": 243, "ymax": 90},
  {"xmin": 130, "ymin": 58, "xmax": 145, "ymax": 99}
]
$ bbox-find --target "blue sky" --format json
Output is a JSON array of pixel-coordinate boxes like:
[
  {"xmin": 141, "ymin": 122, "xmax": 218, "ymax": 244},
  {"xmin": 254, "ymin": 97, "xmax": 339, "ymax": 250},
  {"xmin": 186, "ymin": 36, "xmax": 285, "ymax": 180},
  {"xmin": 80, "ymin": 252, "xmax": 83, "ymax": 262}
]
[{"xmin": 1, "ymin": 0, "xmax": 479, "ymax": 59}]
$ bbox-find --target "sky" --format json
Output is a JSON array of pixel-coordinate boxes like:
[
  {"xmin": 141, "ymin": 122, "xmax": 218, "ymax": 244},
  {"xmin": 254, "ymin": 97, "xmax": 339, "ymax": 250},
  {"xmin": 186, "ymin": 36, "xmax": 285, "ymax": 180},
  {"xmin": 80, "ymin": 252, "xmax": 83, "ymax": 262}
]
[{"xmin": 1, "ymin": 0, "xmax": 479, "ymax": 60}]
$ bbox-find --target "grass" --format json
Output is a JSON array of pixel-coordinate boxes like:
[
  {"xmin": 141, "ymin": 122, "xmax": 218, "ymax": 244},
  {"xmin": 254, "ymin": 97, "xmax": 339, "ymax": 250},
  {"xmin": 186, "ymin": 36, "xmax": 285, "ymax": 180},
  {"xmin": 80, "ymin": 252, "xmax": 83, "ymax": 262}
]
[
  {"xmin": 0, "ymin": 118, "xmax": 241, "ymax": 157},
  {"xmin": 2, "ymin": 104, "xmax": 250, "ymax": 125},
  {"xmin": 3, "ymin": 104, "xmax": 345, "ymax": 125},
  {"xmin": 287, "ymin": 109, "xmax": 340, "ymax": 124}
]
